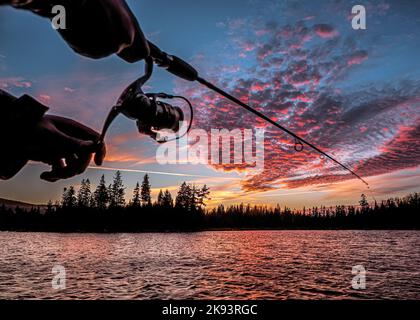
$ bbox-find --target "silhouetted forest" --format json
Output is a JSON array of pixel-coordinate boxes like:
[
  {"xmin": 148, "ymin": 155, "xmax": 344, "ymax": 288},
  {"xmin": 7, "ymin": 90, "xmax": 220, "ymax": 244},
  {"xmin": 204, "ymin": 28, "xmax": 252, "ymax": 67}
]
[{"xmin": 0, "ymin": 171, "xmax": 419, "ymax": 232}]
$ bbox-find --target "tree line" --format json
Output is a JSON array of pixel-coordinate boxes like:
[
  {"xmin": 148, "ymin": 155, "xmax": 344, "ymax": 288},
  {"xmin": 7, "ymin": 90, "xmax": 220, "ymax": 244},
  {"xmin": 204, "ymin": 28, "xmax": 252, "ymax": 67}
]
[
  {"xmin": 207, "ymin": 193, "xmax": 420, "ymax": 230},
  {"xmin": 0, "ymin": 172, "xmax": 418, "ymax": 231},
  {"xmin": 60, "ymin": 171, "xmax": 210, "ymax": 212}
]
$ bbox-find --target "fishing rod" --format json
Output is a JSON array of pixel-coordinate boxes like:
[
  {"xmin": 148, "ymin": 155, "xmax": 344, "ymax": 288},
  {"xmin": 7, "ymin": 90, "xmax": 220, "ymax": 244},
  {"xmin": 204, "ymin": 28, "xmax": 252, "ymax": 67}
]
[
  {"xmin": 146, "ymin": 42, "xmax": 370, "ymax": 187},
  {"xmin": 105, "ymin": 41, "xmax": 369, "ymax": 189}
]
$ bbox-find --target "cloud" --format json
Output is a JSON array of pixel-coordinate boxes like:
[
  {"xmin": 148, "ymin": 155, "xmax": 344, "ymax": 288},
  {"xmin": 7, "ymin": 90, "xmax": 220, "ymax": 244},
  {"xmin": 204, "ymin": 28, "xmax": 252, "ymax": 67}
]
[
  {"xmin": 347, "ymin": 50, "xmax": 368, "ymax": 66},
  {"xmin": 174, "ymin": 16, "xmax": 420, "ymax": 192},
  {"xmin": 0, "ymin": 77, "xmax": 32, "ymax": 89},
  {"xmin": 64, "ymin": 86, "xmax": 75, "ymax": 93},
  {"xmin": 38, "ymin": 94, "xmax": 51, "ymax": 103},
  {"xmin": 313, "ymin": 24, "xmax": 339, "ymax": 38}
]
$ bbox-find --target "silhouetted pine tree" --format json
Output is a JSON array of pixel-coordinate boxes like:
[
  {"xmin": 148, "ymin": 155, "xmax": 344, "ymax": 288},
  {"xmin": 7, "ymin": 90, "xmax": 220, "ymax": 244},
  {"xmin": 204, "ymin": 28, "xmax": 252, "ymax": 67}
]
[
  {"xmin": 157, "ymin": 189, "xmax": 164, "ymax": 207},
  {"xmin": 93, "ymin": 175, "xmax": 109, "ymax": 209},
  {"xmin": 140, "ymin": 174, "xmax": 151, "ymax": 206},
  {"xmin": 77, "ymin": 179, "xmax": 84, "ymax": 207},
  {"xmin": 174, "ymin": 183, "xmax": 209, "ymax": 211},
  {"xmin": 77, "ymin": 179, "xmax": 91, "ymax": 208},
  {"xmin": 175, "ymin": 182, "xmax": 193, "ymax": 210},
  {"xmin": 131, "ymin": 182, "xmax": 141, "ymax": 208},
  {"xmin": 194, "ymin": 184, "xmax": 210, "ymax": 211},
  {"xmin": 62, "ymin": 186, "xmax": 76, "ymax": 208},
  {"xmin": 163, "ymin": 190, "xmax": 174, "ymax": 208},
  {"xmin": 109, "ymin": 171, "xmax": 125, "ymax": 208}
]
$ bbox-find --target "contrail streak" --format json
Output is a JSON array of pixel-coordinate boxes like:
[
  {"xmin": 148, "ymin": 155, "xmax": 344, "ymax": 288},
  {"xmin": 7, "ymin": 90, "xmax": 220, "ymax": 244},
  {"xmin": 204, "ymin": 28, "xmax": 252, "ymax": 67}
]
[{"xmin": 88, "ymin": 166, "xmax": 240, "ymax": 180}]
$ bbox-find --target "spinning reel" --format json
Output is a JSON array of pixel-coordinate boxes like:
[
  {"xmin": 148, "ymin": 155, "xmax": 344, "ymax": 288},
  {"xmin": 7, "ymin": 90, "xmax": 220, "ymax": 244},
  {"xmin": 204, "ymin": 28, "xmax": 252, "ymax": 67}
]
[{"xmin": 99, "ymin": 57, "xmax": 193, "ymax": 145}]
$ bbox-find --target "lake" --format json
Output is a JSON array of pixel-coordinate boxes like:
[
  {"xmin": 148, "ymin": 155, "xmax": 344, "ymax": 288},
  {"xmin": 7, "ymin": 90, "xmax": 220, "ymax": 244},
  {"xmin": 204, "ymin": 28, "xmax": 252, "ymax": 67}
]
[{"xmin": 0, "ymin": 230, "xmax": 419, "ymax": 299}]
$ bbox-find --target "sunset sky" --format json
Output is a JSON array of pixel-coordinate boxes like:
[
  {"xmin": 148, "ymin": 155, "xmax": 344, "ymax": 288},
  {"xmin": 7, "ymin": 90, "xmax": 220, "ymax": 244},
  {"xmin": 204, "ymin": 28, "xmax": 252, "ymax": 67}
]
[{"xmin": 0, "ymin": 0, "xmax": 419, "ymax": 209}]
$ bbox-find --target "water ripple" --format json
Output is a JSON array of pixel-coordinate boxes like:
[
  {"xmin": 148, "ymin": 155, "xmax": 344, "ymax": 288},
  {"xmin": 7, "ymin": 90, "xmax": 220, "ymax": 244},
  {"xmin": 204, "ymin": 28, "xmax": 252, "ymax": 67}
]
[{"xmin": 0, "ymin": 230, "xmax": 419, "ymax": 299}]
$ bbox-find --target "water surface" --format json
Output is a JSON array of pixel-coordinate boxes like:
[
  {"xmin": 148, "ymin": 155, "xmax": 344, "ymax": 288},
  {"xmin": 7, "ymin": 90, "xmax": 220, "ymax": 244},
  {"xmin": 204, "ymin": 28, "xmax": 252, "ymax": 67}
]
[{"xmin": 0, "ymin": 230, "xmax": 419, "ymax": 299}]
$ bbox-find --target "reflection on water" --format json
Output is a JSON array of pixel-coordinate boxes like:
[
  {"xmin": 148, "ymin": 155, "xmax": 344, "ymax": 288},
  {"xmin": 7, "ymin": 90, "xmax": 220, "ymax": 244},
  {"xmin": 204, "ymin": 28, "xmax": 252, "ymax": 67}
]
[{"xmin": 0, "ymin": 230, "xmax": 419, "ymax": 299}]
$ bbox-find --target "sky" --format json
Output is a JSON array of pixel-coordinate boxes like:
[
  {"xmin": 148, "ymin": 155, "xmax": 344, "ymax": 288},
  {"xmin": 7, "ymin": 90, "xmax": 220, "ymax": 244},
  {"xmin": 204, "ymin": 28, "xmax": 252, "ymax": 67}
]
[{"xmin": 0, "ymin": 0, "xmax": 419, "ymax": 209}]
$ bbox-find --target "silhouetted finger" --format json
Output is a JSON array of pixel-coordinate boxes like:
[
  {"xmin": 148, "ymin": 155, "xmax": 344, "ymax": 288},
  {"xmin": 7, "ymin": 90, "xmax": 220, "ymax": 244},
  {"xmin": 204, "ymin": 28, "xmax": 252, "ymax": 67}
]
[
  {"xmin": 48, "ymin": 115, "xmax": 100, "ymax": 141},
  {"xmin": 40, "ymin": 162, "xmax": 63, "ymax": 182},
  {"xmin": 51, "ymin": 127, "xmax": 97, "ymax": 156},
  {"xmin": 66, "ymin": 152, "xmax": 91, "ymax": 176},
  {"xmin": 40, "ymin": 153, "xmax": 91, "ymax": 182},
  {"xmin": 94, "ymin": 141, "xmax": 106, "ymax": 166}
]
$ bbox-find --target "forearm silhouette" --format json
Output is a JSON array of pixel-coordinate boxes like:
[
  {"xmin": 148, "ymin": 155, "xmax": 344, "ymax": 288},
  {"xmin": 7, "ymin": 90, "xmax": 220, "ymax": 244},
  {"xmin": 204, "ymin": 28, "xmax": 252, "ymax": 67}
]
[{"xmin": 0, "ymin": 0, "xmax": 149, "ymax": 180}]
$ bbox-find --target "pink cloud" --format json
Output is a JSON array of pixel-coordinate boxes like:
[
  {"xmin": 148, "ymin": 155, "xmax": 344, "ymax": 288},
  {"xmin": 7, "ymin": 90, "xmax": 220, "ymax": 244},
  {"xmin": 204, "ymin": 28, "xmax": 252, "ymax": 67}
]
[
  {"xmin": 38, "ymin": 94, "xmax": 51, "ymax": 103},
  {"xmin": 314, "ymin": 24, "xmax": 339, "ymax": 38},
  {"xmin": 0, "ymin": 77, "xmax": 32, "ymax": 89},
  {"xmin": 347, "ymin": 51, "xmax": 368, "ymax": 66}
]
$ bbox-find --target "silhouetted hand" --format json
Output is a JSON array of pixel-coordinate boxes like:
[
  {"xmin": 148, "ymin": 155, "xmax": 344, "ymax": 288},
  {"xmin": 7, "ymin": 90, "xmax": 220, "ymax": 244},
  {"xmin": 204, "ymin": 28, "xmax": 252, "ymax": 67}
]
[
  {"xmin": 26, "ymin": 115, "xmax": 106, "ymax": 182},
  {"xmin": 3, "ymin": 0, "xmax": 150, "ymax": 62}
]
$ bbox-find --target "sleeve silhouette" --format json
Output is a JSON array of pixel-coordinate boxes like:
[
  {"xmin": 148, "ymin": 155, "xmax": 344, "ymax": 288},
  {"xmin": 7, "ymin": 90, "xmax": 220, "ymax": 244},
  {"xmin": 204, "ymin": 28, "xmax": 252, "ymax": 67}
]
[
  {"xmin": 0, "ymin": 0, "xmax": 150, "ymax": 62},
  {"xmin": 0, "ymin": 89, "xmax": 48, "ymax": 179}
]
